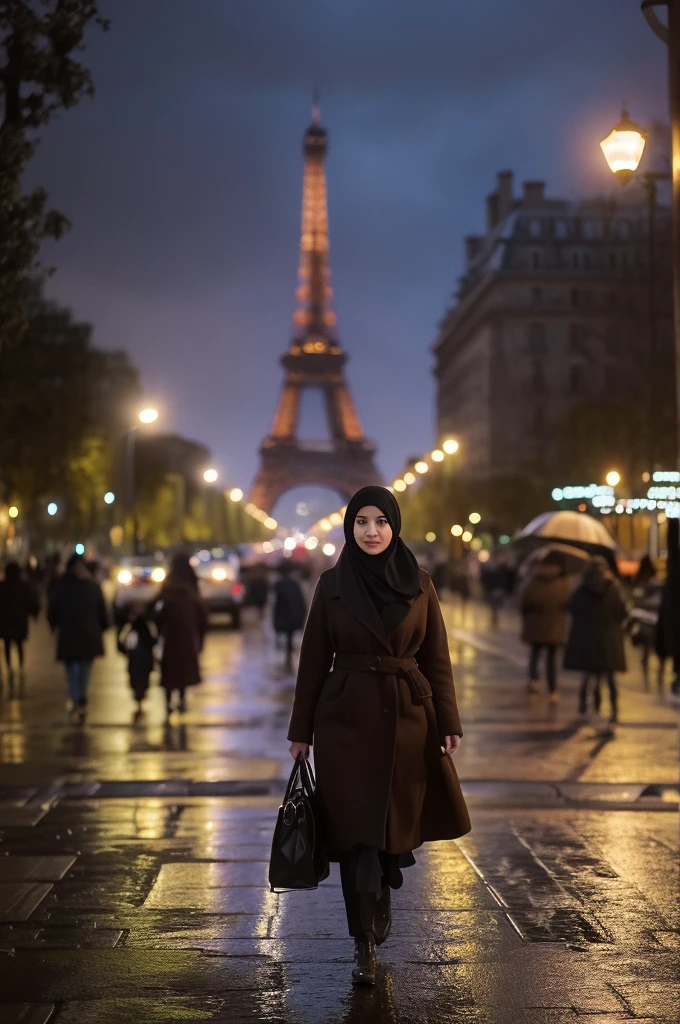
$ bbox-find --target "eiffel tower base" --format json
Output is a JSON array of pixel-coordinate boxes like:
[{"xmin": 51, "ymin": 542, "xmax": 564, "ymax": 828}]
[{"xmin": 249, "ymin": 440, "xmax": 384, "ymax": 514}]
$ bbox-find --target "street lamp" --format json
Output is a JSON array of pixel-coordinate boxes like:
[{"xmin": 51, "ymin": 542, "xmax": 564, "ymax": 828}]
[
  {"xmin": 203, "ymin": 468, "xmax": 218, "ymax": 484},
  {"xmin": 601, "ymin": 108, "xmax": 671, "ymax": 474},
  {"xmin": 229, "ymin": 488, "xmax": 243, "ymax": 502},
  {"xmin": 126, "ymin": 407, "xmax": 160, "ymax": 554},
  {"xmin": 605, "ymin": 470, "xmax": 621, "ymax": 488}
]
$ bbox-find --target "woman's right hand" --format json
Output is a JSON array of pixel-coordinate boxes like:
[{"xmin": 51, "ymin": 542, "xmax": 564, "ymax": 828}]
[{"xmin": 289, "ymin": 741, "xmax": 310, "ymax": 759}]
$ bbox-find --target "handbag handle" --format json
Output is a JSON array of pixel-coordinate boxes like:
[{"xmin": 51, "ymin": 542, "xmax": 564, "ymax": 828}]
[{"xmin": 283, "ymin": 753, "xmax": 316, "ymax": 804}]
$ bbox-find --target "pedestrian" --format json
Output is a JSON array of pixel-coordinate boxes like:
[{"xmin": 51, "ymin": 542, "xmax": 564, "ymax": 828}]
[
  {"xmin": 518, "ymin": 552, "xmax": 575, "ymax": 701},
  {"xmin": 287, "ymin": 486, "xmax": 470, "ymax": 986},
  {"xmin": 564, "ymin": 555, "xmax": 628, "ymax": 722},
  {"xmin": 0, "ymin": 562, "xmax": 40, "ymax": 687},
  {"xmin": 273, "ymin": 563, "xmax": 307, "ymax": 672},
  {"xmin": 480, "ymin": 556, "xmax": 506, "ymax": 628},
  {"xmin": 245, "ymin": 562, "xmax": 270, "ymax": 620},
  {"xmin": 117, "ymin": 601, "xmax": 156, "ymax": 715},
  {"xmin": 48, "ymin": 553, "xmax": 109, "ymax": 722},
  {"xmin": 153, "ymin": 552, "xmax": 208, "ymax": 719}
]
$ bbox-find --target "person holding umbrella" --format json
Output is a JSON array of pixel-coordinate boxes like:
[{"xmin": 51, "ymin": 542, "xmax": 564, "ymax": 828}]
[{"xmin": 518, "ymin": 549, "xmax": 578, "ymax": 700}]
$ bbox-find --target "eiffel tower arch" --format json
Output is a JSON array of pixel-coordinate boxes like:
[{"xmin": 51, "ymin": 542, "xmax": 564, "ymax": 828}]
[{"xmin": 249, "ymin": 105, "xmax": 384, "ymax": 514}]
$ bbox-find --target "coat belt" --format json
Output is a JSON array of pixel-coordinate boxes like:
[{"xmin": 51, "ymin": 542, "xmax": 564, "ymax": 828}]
[{"xmin": 332, "ymin": 654, "xmax": 444, "ymax": 753}]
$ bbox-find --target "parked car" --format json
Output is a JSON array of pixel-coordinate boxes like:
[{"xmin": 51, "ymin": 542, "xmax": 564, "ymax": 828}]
[
  {"xmin": 192, "ymin": 551, "xmax": 244, "ymax": 628},
  {"xmin": 112, "ymin": 556, "xmax": 167, "ymax": 625}
]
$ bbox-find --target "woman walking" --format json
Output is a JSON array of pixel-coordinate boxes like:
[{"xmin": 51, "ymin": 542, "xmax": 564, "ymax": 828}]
[
  {"xmin": 288, "ymin": 486, "xmax": 470, "ymax": 986},
  {"xmin": 153, "ymin": 553, "xmax": 208, "ymax": 719},
  {"xmin": 48, "ymin": 553, "xmax": 109, "ymax": 721},
  {"xmin": 273, "ymin": 563, "xmax": 307, "ymax": 672},
  {"xmin": 0, "ymin": 562, "xmax": 40, "ymax": 687},
  {"xmin": 518, "ymin": 552, "xmax": 575, "ymax": 701},
  {"xmin": 564, "ymin": 556, "xmax": 628, "ymax": 722}
]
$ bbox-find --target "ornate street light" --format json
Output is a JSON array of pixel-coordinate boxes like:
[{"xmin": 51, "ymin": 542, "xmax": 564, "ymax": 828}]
[{"xmin": 600, "ymin": 107, "xmax": 647, "ymax": 183}]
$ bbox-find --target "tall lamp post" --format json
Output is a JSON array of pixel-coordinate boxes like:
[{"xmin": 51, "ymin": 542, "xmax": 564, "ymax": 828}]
[
  {"xmin": 126, "ymin": 407, "xmax": 159, "ymax": 555},
  {"xmin": 600, "ymin": 108, "xmax": 671, "ymax": 472}
]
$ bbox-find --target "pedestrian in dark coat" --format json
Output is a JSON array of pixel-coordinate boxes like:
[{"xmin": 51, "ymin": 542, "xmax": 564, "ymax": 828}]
[
  {"xmin": 0, "ymin": 562, "xmax": 40, "ymax": 682},
  {"xmin": 117, "ymin": 601, "xmax": 156, "ymax": 712},
  {"xmin": 153, "ymin": 553, "xmax": 208, "ymax": 718},
  {"xmin": 273, "ymin": 564, "xmax": 306, "ymax": 672},
  {"xmin": 564, "ymin": 556, "xmax": 628, "ymax": 721},
  {"xmin": 518, "ymin": 556, "xmax": 575, "ymax": 700},
  {"xmin": 48, "ymin": 553, "xmax": 109, "ymax": 720},
  {"xmin": 288, "ymin": 486, "xmax": 470, "ymax": 986},
  {"xmin": 245, "ymin": 563, "xmax": 270, "ymax": 619}
]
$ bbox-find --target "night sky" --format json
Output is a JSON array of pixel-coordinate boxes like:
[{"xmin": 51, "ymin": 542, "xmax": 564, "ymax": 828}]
[{"xmin": 30, "ymin": 1, "xmax": 666, "ymax": 523}]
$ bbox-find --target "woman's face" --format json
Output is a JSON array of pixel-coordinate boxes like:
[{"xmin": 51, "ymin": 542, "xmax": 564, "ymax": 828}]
[{"xmin": 353, "ymin": 505, "xmax": 393, "ymax": 555}]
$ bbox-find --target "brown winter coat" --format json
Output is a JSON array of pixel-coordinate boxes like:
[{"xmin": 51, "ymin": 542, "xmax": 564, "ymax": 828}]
[
  {"xmin": 519, "ymin": 564, "xmax": 576, "ymax": 646},
  {"xmin": 288, "ymin": 566, "xmax": 470, "ymax": 858},
  {"xmin": 154, "ymin": 582, "xmax": 208, "ymax": 692}
]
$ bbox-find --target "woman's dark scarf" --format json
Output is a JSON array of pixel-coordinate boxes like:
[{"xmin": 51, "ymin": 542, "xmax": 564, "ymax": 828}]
[{"xmin": 338, "ymin": 485, "xmax": 421, "ymax": 638}]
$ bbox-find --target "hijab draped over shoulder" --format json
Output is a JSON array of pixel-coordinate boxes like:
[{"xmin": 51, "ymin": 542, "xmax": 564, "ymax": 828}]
[{"xmin": 337, "ymin": 485, "xmax": 421, "ymax": 636}]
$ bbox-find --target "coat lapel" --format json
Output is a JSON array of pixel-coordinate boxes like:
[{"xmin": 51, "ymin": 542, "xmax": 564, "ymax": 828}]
[{"xmin": 332, "ymin": 554, "xmax": 394, "ymax": 653}]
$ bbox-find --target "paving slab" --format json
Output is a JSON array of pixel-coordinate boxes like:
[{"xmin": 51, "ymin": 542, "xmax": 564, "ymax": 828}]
[{"xmin": 0, "ymin": 1007, "xmax": 55, "ymax": 1024}]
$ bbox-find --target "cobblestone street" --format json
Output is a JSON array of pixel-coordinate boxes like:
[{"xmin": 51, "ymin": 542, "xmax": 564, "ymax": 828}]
[{"xmin": 0, "ymin": 600, "xmax": 677, "ymax": 1023}]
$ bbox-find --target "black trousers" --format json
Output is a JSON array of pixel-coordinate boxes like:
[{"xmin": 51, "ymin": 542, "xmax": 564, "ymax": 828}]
[
  {"xmin": 529, "ymin": 643, "xmax": 558, "ymax": 692},
  {"xmin": 579, "ymin": 672, "xmax": 618, "ymax": 715},
  {"xmin": 4, "ymin": 638, "xmax": 24, "ymax": 669},
  {"xmin": 339, "ymin": 848, "xmax": 413, "ymax": 939}
]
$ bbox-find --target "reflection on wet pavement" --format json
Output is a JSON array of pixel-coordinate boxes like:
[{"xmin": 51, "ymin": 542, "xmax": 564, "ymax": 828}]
[{"xmin": 0, "ymin": 604, "xmax": 676, "ymax": 1022}]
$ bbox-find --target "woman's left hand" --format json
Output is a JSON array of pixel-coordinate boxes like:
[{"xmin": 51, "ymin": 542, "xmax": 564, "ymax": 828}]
[{"xmin": 444, "ymin": 735, "xmax": 461, "ymax": 755}]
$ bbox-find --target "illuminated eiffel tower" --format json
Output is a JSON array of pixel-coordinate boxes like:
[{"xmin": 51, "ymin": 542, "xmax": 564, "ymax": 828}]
[{"xmin": 249, "ymin": 104, "xmax": 383, "ymax": 513}]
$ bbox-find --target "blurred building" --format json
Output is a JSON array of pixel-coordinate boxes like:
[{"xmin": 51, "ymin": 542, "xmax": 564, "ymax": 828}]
[{"xmin": 433, "ymin": 165, "xmax": 674, "ymax": 523}]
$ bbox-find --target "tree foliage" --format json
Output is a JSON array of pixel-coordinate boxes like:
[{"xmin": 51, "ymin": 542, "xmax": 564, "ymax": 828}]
[{"xmin": 0, "ymin": 0, "xmax": 108, "ymax": 349}]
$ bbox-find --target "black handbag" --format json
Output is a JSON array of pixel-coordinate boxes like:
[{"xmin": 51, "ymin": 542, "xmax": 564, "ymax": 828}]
[{"xmin": 269, "ymin": 754, "xmax": 329, "ymax": 892}]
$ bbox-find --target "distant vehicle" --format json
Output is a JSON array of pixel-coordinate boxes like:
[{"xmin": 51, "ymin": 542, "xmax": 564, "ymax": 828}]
[
  {"xmin": 191, "ymin": 549, "xmax": 244, "ymax": 628},
  {"xmin": 112, "ymin": 556, "xmax": 167, "ymax": 625}
]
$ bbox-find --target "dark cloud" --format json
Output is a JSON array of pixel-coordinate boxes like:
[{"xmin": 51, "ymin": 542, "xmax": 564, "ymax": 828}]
[{"xmin": 30, "ymin": 0, "xmax": 666, "ymax": 514}]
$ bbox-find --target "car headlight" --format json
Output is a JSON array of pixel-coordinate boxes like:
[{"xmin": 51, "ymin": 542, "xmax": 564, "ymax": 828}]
[
  {"xmin": 150, "ymin": 567, "xmax": 166, "ymax": 583},
  {"xmin": 211, "ymin": 567, "xmax": 228, "ymax": 581},
  {"xmin": 117, "ymin": 570, "xmax": 133, "ymax": 585}
]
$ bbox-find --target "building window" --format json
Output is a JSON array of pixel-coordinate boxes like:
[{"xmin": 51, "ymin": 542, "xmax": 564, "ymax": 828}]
[
  {"xmin": 572, "ymin": 252, "xmax": 580, "ymax": 270},
  {"xmin": 532, "ymin": 251, "xmax": 541, "ymax": 270},
  {"xmin": 569, "ymin": 364, "xmax": 583, "ymax": 395},
  {"xmin": 582, "ymin": 219, "xmax": 603, "ymax": 240},
  {"xmin": 554, "ymin": 219, "xmax": 569, "ymax": 239},
  {"xmin": 532, "ymin": 287, "xmax": 543, "ymax": 306},
  {"xmin": 529, "ymin": 219, "xmax": 543, "ymax": 239},
  {"xmin": 609, "ymin": 251, "xmax": 617, "ymax": 270},
  {"xmin": 570, "ymin": 288, "xmax": 579, "ymax": 307},
  {"xmin": 527, "ymin": 322, "xmax": 546, "ymax": 355}
]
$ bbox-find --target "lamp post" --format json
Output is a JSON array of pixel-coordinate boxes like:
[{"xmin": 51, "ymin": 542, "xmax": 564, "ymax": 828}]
[
  {"xmin": 600, "ymin": 109, "xmax": 671, "ymax": 474},
  {"xmin": 126, "ymin": 407, "xmax": 159, "ymax": 555}
]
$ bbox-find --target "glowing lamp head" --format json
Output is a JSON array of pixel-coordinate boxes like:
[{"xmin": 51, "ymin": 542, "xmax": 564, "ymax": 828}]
[
  {"xmin": 117, "ymin": 569, "xmax": 133, "ymax": 585},
  {"xmin": 75, "ymin": 543, "xmax": 85, "ymax": 556},
  {"xmin": 451, "ymin": 524, "xmax": 463, "ymax": 537},
  {"xmin": 203, "ymin": 468, "xmax": 218, "ymax": 484},
  {"xmin": 442, "ymin": 439, "xmax": 459, "ymax": 455},
  {"xmin": 425, "ymin": 532, "xmax": 436, "ymax": 542},
  {"xmin": 403, "ymin": 471, "xmax": 416, "ymax": 485},
  {"xmin": 469, "ymin": 512, "xmax": 482, "ymax": 525},
  {"xmin": 600, "ymin": 108, "xmax": 646, "ymax": 182},
  {"xmin": 8, "ymin": 506, "xmax": 18, "ymax": 519},
  {"xmin": 229, "ymin": 488, "xmax": 243, "ymax": 502},
  {"xmin": 138, "ymin": 407, "xmax": 159, "ymax": 425},
  {"xmin": 264, "ymin": 517, "xmax": 277, "ymax": 530},
  {"xmin": 605, "ymin": 470, "xmax": 621, "ymax": 488},
  {"xmin": 104, "ymin": 491, "xmax": 115, "ymax": 505},
  {"xmin": 462, "ymin": 530, "xmax": 473, "ymax": 543},
  {"xmin": 414, "ymin": 461, "xmax": 429, "ymax": 474},
  {"xmin": 322, "ymin": 543, "xmax": 336, "ymax": 557},
  {"xmin": 47, "ymin": 502, "xmax": 58, "ymax": 517},
  {"xmin": 430, "ymin": 450, "xmax": 444, "ymax": 463},
  {"xmin": 150, "ymin": 567, "xmax": 166, "ymax": 583},
  {"xmin": 393, "ymin": 479, "xmax": 407, "ymax": 492},
  {"xmin": 305, "ymin": 537, "xmax": 319, "ymax": 551},
  {"xmin": 283, "ymin": 537, "xmax": 296, "ymax": 551}
]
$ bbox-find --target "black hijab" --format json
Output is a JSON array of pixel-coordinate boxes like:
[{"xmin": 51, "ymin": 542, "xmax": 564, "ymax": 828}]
[{"xmin": 338, "ymin": 485, "xmax": 421, "ymax": 637}]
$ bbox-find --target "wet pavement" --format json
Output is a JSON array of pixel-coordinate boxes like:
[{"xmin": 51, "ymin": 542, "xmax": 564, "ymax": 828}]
[{"xmin": 0, "ymin": 598, "xmax": 677, "ymax": 1023}]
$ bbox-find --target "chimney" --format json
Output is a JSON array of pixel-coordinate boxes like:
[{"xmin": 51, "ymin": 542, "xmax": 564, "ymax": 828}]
[
  {"xmin": 486, "ymin": 192, "xmax": 500, "ymax": 231},
  {"xmin": 465, "ymin": 236, "xmax": 483, "ymax": 264},
  {"xmin": 523, "ymin": 181, "xmax": 546, "ymax": 207},
  {"xmin": 497, "ymin": 170, "xmax": 514, "ymax": 220}
]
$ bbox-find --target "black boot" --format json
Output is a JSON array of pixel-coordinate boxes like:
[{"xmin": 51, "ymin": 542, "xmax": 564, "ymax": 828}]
[
  {"xmin": 352, "ymin": 937, "xmax": 376, "ymax": 986},
  {"xmin": 372, "ymin": 886, "xmax": 391, "ymax": 945}
]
